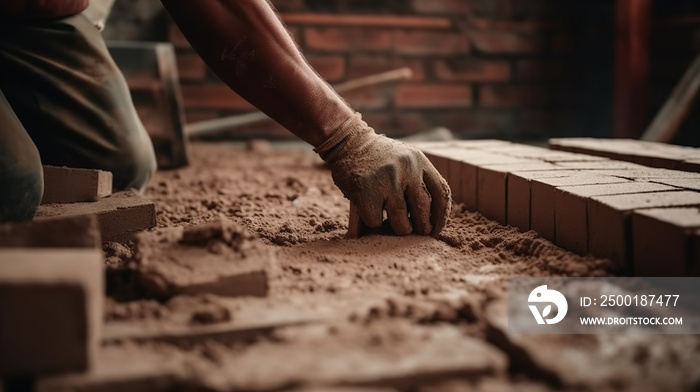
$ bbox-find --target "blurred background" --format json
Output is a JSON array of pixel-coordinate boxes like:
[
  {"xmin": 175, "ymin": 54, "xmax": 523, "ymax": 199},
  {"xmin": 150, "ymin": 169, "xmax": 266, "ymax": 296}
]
[{"xmin": 103, "ymin": 0, "xmax": 700, "ymax": 146}]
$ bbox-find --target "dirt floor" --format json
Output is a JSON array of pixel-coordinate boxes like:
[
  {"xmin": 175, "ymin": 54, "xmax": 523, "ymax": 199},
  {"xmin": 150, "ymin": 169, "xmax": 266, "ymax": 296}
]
[{"xmin": 87, "ymin": 142, "xmax": 700, "ymax": 392}]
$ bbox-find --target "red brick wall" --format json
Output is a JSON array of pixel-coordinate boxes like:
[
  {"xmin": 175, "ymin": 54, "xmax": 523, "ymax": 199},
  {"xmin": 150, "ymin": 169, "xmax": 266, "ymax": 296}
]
[{"xmin": 171, "ymin": 0, "xmax": 586, "ymax": 140}]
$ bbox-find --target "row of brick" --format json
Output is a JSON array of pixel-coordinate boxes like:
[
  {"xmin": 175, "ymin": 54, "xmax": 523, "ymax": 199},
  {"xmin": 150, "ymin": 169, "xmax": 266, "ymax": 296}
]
[
  {"xmin": 550, "ymin": 138, "xmax": 700, "ymax": 173},
  {"xmin": 416, "ymin": 140, "xmax": 700, "ymax": 276}
]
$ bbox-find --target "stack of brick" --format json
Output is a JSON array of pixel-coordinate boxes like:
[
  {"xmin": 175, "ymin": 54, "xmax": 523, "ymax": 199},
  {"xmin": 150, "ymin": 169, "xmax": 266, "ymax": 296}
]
[
  {"xmin": 550, "ymin": 138, "xmax": 700, "ymax": 173},
  {"xmin": 169, "ymin": 0, "xmax": 579, "ymax": 139},
  {"xmin": 415, "ymin": 140, "xmax": 700, "ymax": 276},
  {"xmin": 0, "ymin": 215, "xmax": 103, "ymax": 381},
  {"xmin": 36, "ymin": 166, "xmax": 157, "ymax": 243}
]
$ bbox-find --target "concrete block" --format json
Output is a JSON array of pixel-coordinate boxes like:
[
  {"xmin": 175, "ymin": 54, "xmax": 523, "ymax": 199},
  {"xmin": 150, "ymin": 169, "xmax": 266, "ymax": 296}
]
[
  {"xmin": 35, "ymin": 190, "xmax": 156, "ymax": 243},
  {"xmin": 41, "ymin": 166, "xmax": 112, "ymax": 204},
  {"xmin": 554, "ymin": 182, "xmax": 675, "ymax": 256},
  {"xmin": 0, "ymin": 214, "xmax": 100, "ymax": 248},
  {"xmin": 0, "ymin": 249, "xmax": 103, "ymax": 375},
  {"xmin": 531, "ymin": 176, "xmax": 628, "ymax": 242},
  {"xmin": 632, "ymin": 208, "xmax": 700, "ymax": 276},
  {"xmin": 588, "ymin": 191, "xmax": 700, "ymax": 269}
]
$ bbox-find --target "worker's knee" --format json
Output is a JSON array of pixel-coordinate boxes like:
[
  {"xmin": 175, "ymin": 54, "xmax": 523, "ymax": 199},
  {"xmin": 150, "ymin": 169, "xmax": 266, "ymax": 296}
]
[{"xmin": 0, "ymin": 158, "xmax": 43, "ymax": 223}]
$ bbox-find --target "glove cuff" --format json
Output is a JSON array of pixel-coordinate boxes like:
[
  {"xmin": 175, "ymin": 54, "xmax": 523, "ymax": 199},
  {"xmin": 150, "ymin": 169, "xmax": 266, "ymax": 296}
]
[{"xmin": 314, "ymin": 113, "xmax": 373, "ymax": 163}]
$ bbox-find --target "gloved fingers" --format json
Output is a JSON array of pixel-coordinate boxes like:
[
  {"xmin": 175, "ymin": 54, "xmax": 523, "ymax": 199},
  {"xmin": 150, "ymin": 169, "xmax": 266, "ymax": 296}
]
[
  {"xmin": 356, "ymin": 191, "xmax": 385, "ymax": 228},
  {"xmin": 385, "ymin": 196, "xmax": 412, "ymax": 236},
  {"xmin": 405, "ymin": 181, "xmax": 432, "ymax": 235},
  {"xmin": 423, "ymin": 166, "xmax": 452, "ymax": 237}
]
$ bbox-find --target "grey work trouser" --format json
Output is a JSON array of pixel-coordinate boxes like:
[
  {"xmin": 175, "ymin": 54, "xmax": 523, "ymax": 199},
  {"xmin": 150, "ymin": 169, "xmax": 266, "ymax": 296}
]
[{"xmin": 0, "ymin": 13, "xmax": 157, "ymax": 222}]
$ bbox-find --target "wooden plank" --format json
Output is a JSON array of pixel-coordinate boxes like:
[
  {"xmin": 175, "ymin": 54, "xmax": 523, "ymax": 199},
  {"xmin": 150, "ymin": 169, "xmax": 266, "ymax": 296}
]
[
  {"xmin": 614, "ymin": 0, "xmax": 650, "ymax": 138},
  {"xmin": 642, "ymin": 51, "xmax": 700, "ymax": 143}
]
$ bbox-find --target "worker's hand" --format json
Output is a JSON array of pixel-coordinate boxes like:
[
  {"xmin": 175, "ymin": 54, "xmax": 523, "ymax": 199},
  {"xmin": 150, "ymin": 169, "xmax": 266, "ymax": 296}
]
[{"xmin": 315, "ymin": 114, "xmax": 451, "ymax": 237}]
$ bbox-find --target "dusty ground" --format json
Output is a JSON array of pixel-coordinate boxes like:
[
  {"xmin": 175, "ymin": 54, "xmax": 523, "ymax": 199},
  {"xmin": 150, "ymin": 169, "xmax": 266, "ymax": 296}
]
[{"xmin": 90, "ymin": 142, "xmax": 700, "ymax": 392}]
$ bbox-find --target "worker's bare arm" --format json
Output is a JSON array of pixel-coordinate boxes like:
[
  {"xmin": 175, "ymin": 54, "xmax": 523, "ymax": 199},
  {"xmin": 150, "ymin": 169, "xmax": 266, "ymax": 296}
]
[
  {"xmin": 0, "ymin": 0, "xmax": 89, "ymax": 20},
  {"xmin": 160, "ymin": 0, "xmax": 352, "ymax": 147},
  {"xmin": 161, "ymin": 0, "xmax": 452, "ymax": 235}
]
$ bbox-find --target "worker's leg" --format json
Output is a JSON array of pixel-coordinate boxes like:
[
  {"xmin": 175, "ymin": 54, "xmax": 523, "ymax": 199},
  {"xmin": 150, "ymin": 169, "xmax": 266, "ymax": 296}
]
[
  {"xmin": 0, "ymin": 14, "xmax": 156, "ymax": 192},
  {"xmin": 0, "ymin": 89, "xmax": 43, "ymax": 223}
]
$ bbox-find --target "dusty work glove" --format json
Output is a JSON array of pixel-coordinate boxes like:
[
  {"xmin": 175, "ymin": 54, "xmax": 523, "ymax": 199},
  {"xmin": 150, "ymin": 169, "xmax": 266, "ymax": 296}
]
[{"xmin": 315, "ymin": 113, "xmax": 451, "ymax": 236}]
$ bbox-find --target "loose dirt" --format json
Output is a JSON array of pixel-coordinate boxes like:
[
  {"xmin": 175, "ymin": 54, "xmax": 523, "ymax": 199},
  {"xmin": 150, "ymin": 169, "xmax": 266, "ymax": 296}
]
[{"xmin": 96, "ymin": 142, "xmax": 700, "ymax": 392}]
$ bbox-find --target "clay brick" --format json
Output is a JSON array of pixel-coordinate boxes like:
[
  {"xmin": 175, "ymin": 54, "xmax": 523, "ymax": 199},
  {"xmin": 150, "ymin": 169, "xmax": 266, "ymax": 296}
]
[
  {"xmin": 632, "ymin": 208, "xmax": 700, "ymax": 276},
  {"xmin": 470, "ymin": 31, "xmax": 541, "ymax": 54},
  {"xmin": 0, "ymin": 249, "xmax": 102, "ymax": 375},
  {"xmin": 0, "ymin": 215, "xmax": 100, "ymax": 248},
  {"xmin": 531, "ymin": 176, "xmax": 629, "ymax": 242},
  {"xmin": 433, "ymin": 111, "xmax": 512, "ymax": 135},
  {"xmin": 347, "ymin": 203, "xmax": 364, "ymax": 238},
  {"xmin": 434, "ymin": 59, "xmax": 510, "ymax": 82},
  {"xmin": 342, "ymin": 85, "xmax": 387, "ymax": 110},
  {"xmin": 348, "ymin": 56, "xmax": 424, "ymax": 81},
  {"xmin": 650, "ymin": 178, "xmax": 700, "ymax": 191},
  {"xmin": 362, "ymin": 112, "xmax": 426, "ymax": 136},
  {"xmin": 479, "ymin": 85, "xmax": 548, "ymax": 108},
  {"xmin": 393, "ymin": 31, "xmax": 470, "ymax": 56},
  {"xmin": 553, "ymin": 160, "xmax": 646, "ymax": 170},
  {"xmin": 506, "ymin": 171, "xmax": 573, "ymax": 232},
  {"xmin": 41, "ymin": 166, "xmax": 112, "ymax": 204},
  {"xmin": 463, "ymin": 154, "xmax": 532, "ymax": 215},
  {"xmin": 307, "ymin": 55, "xmax": 346, "ymax": 82},
  {"xmin": 181, "ymin": 84, "xmax": 254, "ymax": 111},
  {"xmin": 589, "ymin": 191, "xmax": 700, "ymax": 268},
  {"xmin": 175, "ymin": 51, "xmax": 206, "ymax": 81},
  {"xmin": 452, "ymin": 140, "xmax": 512, "ymax": 149},
  {"xmin": 304, "ymin": 28, "xmax": 393, "ymax": 51},
  {"xmin": 412, "ymin": 0, "xmax": 469, "ymax": 13},
  {"xmin": 555, "ymin": 182, "xmax": 676, "ymax": 256},
  {"xmin": 394, "ymin": 84, "xmax": 472, "ymax": 109},
  {"xmin": 35, "ymin": 191, "xmax": 156, "ymax": 243}
]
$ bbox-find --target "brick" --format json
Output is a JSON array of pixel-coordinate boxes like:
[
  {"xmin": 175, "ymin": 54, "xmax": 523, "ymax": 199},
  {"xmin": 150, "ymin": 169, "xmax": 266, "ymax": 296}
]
[
  {"xmin": 555, "ymin": 182, "xmax": 676, "ymax": 256},
  {"xmin": 470, "ymin": 31, "xmax": 541, "ymax": 54},
  {"xmin": 281, "ymin": 13, "xmax": 452, "ymax": 29},
  {"xmin": 134, "ymin": 220, "xmax": 271, "ymax": 299},
  {"xmin": 347, "ymin": 203, "xmax": 365, "ymax": 238},
  {"xmin": 304, "ymin": 28, "xmax": 392, "ymax": 51},
  {"xmin": 341, "ymin": 85, "xmax": 387, "ymax": 110},
  {"xmin": 175, "ymin": 51, "xmax": 206, "ymax": 81},
  {"xmin": 0, "ymin": 249, "xmax": 102, "ymax": 375},
  {"xmin": 348, "ymin": 56, "xmax": 425, "ymax": 81},
  {"xmin": 589, "ymin": 191, "xmax": 700, "ymax": 268},
  {"xmin": 181, "ymin": 84, "xmax": 255, "ymax": 111},
  {"xmin": 553, "ymin": 160, "xmax": 646, "ymax": 170},
  {"xmin": 35, "ymin": 190, "xmax": 157, "ymax": 243},
  {"xmin": 531, "ymin": 176, "xmax": 629, "ymax": 242},
  {"xmin": 0, "ymin": 215, "xmax": 100, "ymax": 248},
  {"xmin": 362, "ymin": 113, "xmax": 426, "ymax": 137},
  {"xmin": 456, "ymin": 153, "xmax": 531, "ymax": 213},
  {"xmin": 412, "ymin": 0, "xmax": 469, "ymax": 13},
  {"xmin": 307, "ymin": 55, "xmax": 345, "ymax": 82},
  {"xmin": 592, "ymin": 169, "xmax": 700, "ymax": 180},
  {"xmin": 434, "ymin": 59, "xmax": 510, "ymax": 82},
  {"xmin": 506, "ymin": 171, "xmax": 573, "ymax": 232},
  {"xmin": 632, "ymin": 208, "xmax": 700, "ymax": 276},
  {"xmin": 650, "ymin": 178, "xmax": 700, "ymax": 191},
  {"xmin": 479, "ymin": 85, "xmax": 548, "ymax": 108},
  {"xmin": 41, "ymin": 166, "xmax": 112, "ymax": 205},
  {"xmin": 393, "ymin": 31, "xmax": 470, "ymax": 56},
  {"xmin": 394, "ymin": 84, "xmax": 472, "ymax": 109},
  {"xmin": 433, "ymin": 111, "xmax": 512, "ymax": 135}
]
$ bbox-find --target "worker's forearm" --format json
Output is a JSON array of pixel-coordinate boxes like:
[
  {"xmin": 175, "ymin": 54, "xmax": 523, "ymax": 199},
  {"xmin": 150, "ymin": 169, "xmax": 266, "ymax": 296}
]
[{"xmin": 161, "ymin": 0, "xmax": 354, "ymax": 146}]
